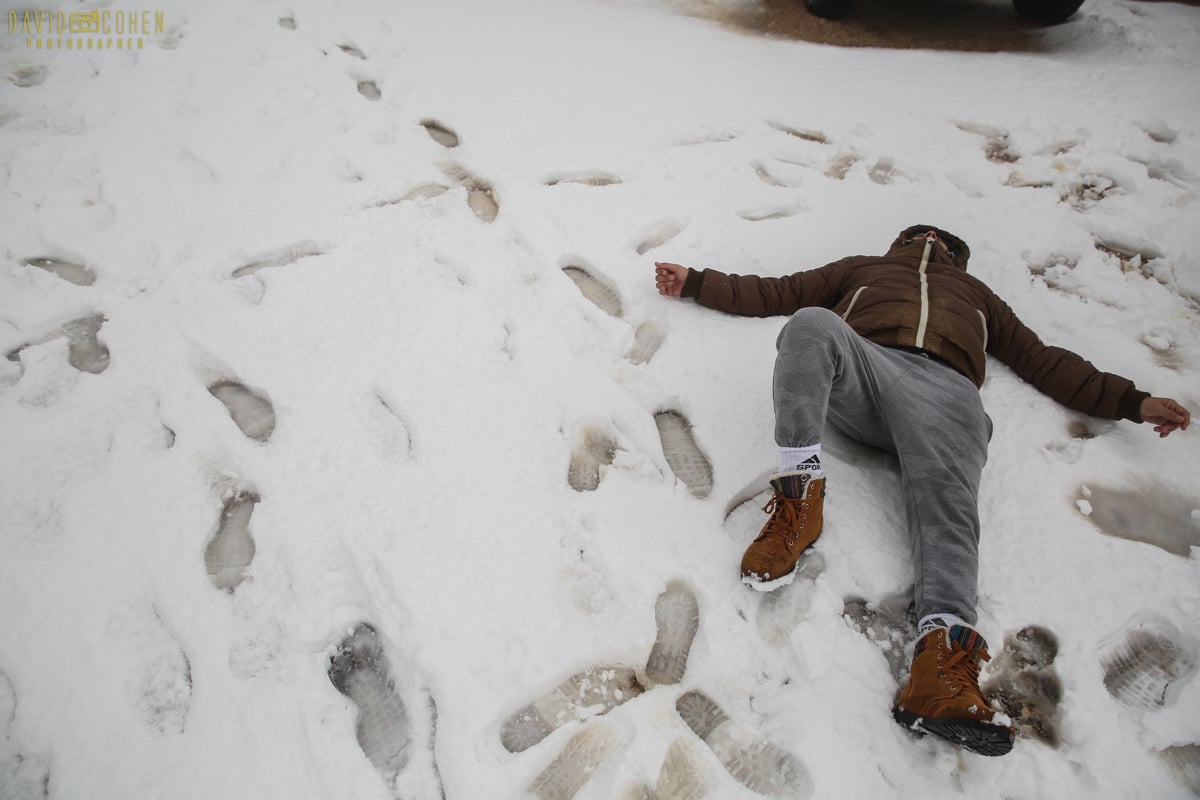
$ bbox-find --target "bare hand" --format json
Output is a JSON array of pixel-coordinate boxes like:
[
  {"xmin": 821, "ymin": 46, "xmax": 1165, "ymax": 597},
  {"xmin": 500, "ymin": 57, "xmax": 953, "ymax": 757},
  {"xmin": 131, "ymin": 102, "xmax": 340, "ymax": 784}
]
[
  {"xmin": 655, "ymin": 262, "xmax": 690, "ymax": 298},
  {"xmin": 1140, "ymin": 396, "xmax": 1190, "ymax": 438}
]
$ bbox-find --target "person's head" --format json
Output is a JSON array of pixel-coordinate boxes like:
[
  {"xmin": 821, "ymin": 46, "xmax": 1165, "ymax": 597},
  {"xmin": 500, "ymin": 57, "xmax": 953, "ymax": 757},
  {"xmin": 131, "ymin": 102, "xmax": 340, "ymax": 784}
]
[{"xmin": 889, "ymin": 225, "xmax": 971, "ymax": 270}]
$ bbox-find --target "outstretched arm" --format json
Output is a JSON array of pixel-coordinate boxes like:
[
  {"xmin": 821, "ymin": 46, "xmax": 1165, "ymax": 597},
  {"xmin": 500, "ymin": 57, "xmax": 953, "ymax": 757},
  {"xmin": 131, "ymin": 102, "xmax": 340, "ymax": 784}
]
[{"xmin": 1140, "ymin": 397, "xmax": 1190, "ymax": 438}]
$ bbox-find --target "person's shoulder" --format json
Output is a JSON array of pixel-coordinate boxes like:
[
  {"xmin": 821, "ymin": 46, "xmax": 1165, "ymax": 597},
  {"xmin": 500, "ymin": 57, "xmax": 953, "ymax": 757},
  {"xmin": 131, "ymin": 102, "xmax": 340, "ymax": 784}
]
[{"xmin": 819, "ymin": 254, "xmax": 881, "ymax": 271}]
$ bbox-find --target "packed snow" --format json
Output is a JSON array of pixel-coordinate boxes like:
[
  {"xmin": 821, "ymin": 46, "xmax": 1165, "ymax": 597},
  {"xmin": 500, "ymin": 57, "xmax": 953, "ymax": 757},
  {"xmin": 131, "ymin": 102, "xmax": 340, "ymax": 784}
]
[{"xmin": 1, "ymin": 0, "xmax": 1199, "ymax": 798}]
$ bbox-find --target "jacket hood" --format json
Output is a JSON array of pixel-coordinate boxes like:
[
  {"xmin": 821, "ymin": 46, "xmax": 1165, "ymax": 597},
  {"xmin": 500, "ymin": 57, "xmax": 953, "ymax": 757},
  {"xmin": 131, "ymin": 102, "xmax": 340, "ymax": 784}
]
[{"xmin": 888, "ymin": 225, "xmax": 971, "ymax": 271}]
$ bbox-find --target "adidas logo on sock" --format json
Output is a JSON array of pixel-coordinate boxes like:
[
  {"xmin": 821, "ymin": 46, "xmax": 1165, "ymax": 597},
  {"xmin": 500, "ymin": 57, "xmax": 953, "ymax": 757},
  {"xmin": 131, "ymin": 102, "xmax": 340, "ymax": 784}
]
[{"xmin": 792, "ymin": 455, "xmax": 822, "ymax": 473}]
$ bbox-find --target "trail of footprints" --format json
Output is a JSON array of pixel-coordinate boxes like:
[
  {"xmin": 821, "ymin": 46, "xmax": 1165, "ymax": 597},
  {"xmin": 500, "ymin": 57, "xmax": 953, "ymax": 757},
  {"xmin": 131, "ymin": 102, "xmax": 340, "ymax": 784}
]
[
  {"xmin": 749, "ymin": 120, "xmax": 899, "ymax": 203},
  {"xmin": 5, "ymin": 257, "xmax": 110, "ymax": 405},
  {"xmin": 558, "ymin": 238, "xmax": 716, "ymax": 500},
  {"xmin": 970, "ymin": 120, "xmax": 1199, "ymax": 310},
  {"xmin": 503, "ymin": 580, "xmax": 815, "ymax": 799},
  {"xmin": 566, "ymin": 410, "xmax": 712, "ymax": 498},
  {"xmin": 19, "ymin": 48, "xmax": 1192, "ymax": 792},
  {"xmin": 753, "ymin": 116, "xmax": 1199, "ymax": 315},
  {"xmin": 201, "ymin": 364, "xmax": 441, "ymax": 788},
  {"xmin": 365, "ymin": 116, "xmax": 502, "ymax": 223}
]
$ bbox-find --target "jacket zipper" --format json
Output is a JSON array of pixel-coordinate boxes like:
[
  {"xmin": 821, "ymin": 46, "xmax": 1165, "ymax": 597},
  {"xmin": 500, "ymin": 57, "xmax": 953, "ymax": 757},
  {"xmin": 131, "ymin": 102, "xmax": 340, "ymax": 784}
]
[
  {"xmin": 914, "ymin": 238, "xmax": 932, "ymax": 348},
  {"xmin": 842, "ymin": 286, "xmax": 868, "ymax": 320}
]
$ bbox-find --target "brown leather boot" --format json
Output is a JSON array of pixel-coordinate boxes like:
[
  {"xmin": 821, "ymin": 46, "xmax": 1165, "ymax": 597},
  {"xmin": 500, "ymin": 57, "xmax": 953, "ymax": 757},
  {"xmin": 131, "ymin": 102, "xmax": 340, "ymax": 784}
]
[
  {"xmin": 740, "ymin": 472, "xmax": 825, "ymax": 587},
  {"xmin": 893, "ymin": 626, "xmax": 1015, "ymax": 756}
]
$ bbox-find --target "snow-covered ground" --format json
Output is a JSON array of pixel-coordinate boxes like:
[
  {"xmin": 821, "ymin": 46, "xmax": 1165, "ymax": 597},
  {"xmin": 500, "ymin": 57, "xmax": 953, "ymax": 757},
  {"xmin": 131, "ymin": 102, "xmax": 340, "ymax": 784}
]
[{"xmin": 2, "ymin": 0, "xmax": 1199, "ymax": 798}]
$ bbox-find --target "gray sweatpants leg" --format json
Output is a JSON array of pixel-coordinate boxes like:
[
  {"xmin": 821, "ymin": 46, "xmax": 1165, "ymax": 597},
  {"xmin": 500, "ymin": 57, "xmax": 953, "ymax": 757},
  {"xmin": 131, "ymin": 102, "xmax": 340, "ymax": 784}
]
[{"xmin": 773, "ymin": 307, "xmax": 991, "ymax": 624}]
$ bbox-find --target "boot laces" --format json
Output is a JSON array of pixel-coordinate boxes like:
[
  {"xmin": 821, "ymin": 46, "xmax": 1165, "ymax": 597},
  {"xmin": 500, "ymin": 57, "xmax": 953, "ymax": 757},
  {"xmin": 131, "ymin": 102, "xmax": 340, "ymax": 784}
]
[
  {"xmin": 759, "ymin": 492, "xmax": 809, "ymax": 550},
  {"xmin": 941, "ymin": 641, "xmax": 990, "ymax": 691}
]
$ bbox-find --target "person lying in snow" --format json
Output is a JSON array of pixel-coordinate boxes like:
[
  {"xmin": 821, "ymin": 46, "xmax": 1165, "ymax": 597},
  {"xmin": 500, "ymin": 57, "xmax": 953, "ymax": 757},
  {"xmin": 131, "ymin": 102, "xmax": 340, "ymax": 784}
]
[{"xmin": 653, "ymin": 224, "xmax": 1190, "ymax": 757}]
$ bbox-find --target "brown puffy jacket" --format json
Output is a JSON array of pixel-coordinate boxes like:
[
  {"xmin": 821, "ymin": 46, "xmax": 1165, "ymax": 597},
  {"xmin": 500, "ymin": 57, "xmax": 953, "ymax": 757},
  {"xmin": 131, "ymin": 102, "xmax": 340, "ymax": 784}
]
[{"xmin": 681, "ymin": 224, "xmax": 1147, "ymax": 422}]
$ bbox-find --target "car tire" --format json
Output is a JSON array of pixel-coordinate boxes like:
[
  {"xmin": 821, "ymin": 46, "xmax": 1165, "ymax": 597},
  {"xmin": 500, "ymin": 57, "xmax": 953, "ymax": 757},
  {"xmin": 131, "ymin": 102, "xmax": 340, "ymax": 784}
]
[
  {"xmin": 1012, "ymin": 0, "xmax": 1085, "ymax": 24},
  {"xmin": 804, "ymin": 0, "xmax": 855, "ymax": 20}
]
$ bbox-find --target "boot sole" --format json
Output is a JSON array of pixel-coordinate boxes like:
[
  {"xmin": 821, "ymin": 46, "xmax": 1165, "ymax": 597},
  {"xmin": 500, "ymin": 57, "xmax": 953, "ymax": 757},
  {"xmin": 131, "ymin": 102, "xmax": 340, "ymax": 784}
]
[{"xmin": 892, "ymin": 707, "xmax": 1014, "ymax": 757}]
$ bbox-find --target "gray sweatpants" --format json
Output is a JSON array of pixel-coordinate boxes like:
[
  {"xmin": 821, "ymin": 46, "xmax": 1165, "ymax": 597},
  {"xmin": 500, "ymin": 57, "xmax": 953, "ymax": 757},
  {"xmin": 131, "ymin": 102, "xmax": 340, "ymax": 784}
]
[{"xmin": 773, "ymin": 308, "xmax": 991, "ymax": 624}]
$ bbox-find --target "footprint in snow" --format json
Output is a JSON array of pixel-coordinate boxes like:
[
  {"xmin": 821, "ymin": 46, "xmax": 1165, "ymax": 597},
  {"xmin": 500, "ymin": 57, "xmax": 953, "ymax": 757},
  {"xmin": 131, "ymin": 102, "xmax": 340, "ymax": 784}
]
[
  {"xmin": 1136, "ymin": 156, "xmax": 1197, "ymax": 191},
  {"xmin": 957, "ymin": 122, "xmax": 1021, "ymax": 164},
  {"xmin": 355, "ymin": 391, "xmax": 413, "ymax": 462},
  {"xmin": 1141, "ymin": 122, "xmax": 1177, "ymax": 145},
  {"xmin": 562, "ymin": 262, "xmax": 622, "ymax": 318},
  {"xmin": 1046, "ymin": 415, "xmax": 1116, "ymax": 464},
  {"xmin": 421, "ymin": 119, "xmax": 459, "ymax": 148},
  {"xmin": 204, "ymin": 491, "xmax": 259, "ymax": 592},
  {"xmin": 868, "ymin": 158, "xmax": 898, "ymax": 185},
  {"xmin": 372, "ymin": 183, "xmax": 451, "ymax": 208},
  {"xmin": 1158, "ymin": 743, "xmax": 1200, "ymax": 795},
  {"xmin": 125, "ymin": 604, "xmax": 194, "ymax": 735},
  {"xmin": 230, "ymin": 241, "xmax": 324, "ymax": 279},
  {"xmin": 982, "ymin": 625, "xmax": 1063, "ymax": 748},
  {"xmin": 634, "ymin": 220, "xmax": 683, "ymax": 256},
  {"xmin": 738, "ymin": 205, "xmax": 800, "ymax": 222},
  {"xmin": 1065, "ymin": 418, "xmax": 1114, "ymax": 441},
  {"xmin": 766, "ymin": 121, "xmax": 829, "ymax": 144},
  {"xmin": 5, "ymin": 313, "xmax": 110, "ymax": 375},
  {"xmin": 357, "ymin": 79, "xmax": 381, "ymax": 101},
  {"xmin": 1025, "ymin": 255, "xmax": 1094, "ymax": 304},
  {"xmin": 626, "ymin": 321, "xmax": 665, "ymax": 365},
  {"xmin": 649, "ymin": 737, "xmax": 711, "ymax": 800},
  {"xmin": 526, "ymin": 722, "xmax": 618, "ymax": 800},
  {"xmin": 1140, "ymin": 331, "xmax": 1186, "ymax": 371},
  {"xmin": 278, "ymin": 14, "xmax": 296, "ymax": 29},
  {"xmin": 441, "ymin": 164, "xmax": 499, "ymax": 223},
  {"xmin": 752, "ymin": 161, "xmax": 806, "ymax": 189},
  {"xmin": 1062, "ymin": 173, "xmax": 1121, "ymax": 211},
  {"xmin": 498, "ymin": 666, "xmax": 644, "ymax": 754},
  {"xmin": 208, "ymin": 380, "xmax": 275, "ymax": 443},
  {"xmin": 1075, "ymin": 481, "xmax": 1200, "ymax": 557},
  {"xmin": 1092, "ymin": 238, "xmax": 1164, "ymax": 276},
  {"xmin": 842, "ymin": 591, "xmax": 916, "ymax": 683},
  {"xmin": 560, "ymin": 263, "xmax": 666, "ymax": 363},
  {"xmin": 22, "ymin": 255, "xmax": 96, "ymax": 286},
  {"xmin": 328, "ymin": 623, "xmax": 413, "ymax": 775},
  {"xmin": 566, "ymin": 426, "xmax": 617, "ymax": 492},
  {"xmin": 1099, "ymin": 612, "xmax": 1198, "ymax": 711},
  {"xmin": 675, "ymin": 690, "xmax": 813, "ymax": 800},
  {"xmin": 61, "ymin": 314, "xmax": 109, "ymax": 373},
  {"xmin": 825, "ymin": 151, "xmax": 860, "ymax": 180},
  {"xmin": 337, "ymin": 42, "xmax": 367, "ymax": 59},
  {"xmin": 644, "ymin": 580, "xmax": 700, "ymax": 686},
  {"xmin": 1093, "ymin": 238, "xmax": 1200, "ymax": 309},
  {"xmin": 545, "ymin": 170, "xmax": 621, "ymax": 187},
  {"xmin": 7, "ymin": 64, "xmax": 47, "ymax": 88},
  {"xmin": 654, "ymin": 411, "xmax": 713, "ymax": 499},
  {"xmin": 756, "ymin": 552, "xmax": 825, "ymax": 646}
]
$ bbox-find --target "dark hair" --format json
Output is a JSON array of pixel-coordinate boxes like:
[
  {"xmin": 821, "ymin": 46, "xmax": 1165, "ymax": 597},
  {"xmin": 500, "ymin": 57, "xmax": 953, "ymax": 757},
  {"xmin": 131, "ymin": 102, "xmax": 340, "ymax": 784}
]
[{"xmin": 891, "ymin": 225, "xmax": 971, "ymax": 268}]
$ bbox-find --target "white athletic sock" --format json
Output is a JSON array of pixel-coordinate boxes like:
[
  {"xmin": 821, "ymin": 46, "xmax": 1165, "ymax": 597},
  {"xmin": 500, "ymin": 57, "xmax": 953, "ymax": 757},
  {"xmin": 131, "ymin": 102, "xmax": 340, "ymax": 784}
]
[
  {"xmin": 780, "ymin": 445, "xmax": 823, "ymax": 477},
  {"xmin": 917, "ymin": 613, "xmax": 969, "ymax": 638}
]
